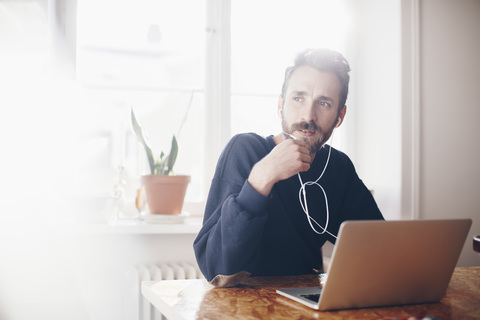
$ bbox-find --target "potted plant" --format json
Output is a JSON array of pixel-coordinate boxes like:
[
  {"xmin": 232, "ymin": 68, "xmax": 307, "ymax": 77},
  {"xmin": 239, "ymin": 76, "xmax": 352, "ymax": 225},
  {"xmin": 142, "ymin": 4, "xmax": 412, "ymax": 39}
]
[{"xmin": 131, "ymin": 109, "xmax": 190, "ymax": 215}]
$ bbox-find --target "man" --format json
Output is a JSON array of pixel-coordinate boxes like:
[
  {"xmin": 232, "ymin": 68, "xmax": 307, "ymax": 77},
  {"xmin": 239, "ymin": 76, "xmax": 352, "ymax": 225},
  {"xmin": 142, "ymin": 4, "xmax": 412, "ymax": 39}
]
[{"xmin": 194, "ymin": 48, "xmax": 384, "ymax": 281}]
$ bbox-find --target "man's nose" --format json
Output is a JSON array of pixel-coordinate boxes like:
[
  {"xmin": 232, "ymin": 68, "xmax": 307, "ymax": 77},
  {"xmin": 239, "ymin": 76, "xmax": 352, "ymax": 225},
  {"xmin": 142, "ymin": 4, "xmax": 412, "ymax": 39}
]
[{"xmin": 302, "ymin": 103, "xmax": 316, "ymax": 122}]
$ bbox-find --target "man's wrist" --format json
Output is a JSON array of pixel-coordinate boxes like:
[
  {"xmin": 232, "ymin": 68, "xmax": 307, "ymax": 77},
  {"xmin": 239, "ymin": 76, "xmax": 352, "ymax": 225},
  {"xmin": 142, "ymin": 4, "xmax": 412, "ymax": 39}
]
[{"xmin": 248, "ymin": 162, "xmax": 277, "ymax": 196}]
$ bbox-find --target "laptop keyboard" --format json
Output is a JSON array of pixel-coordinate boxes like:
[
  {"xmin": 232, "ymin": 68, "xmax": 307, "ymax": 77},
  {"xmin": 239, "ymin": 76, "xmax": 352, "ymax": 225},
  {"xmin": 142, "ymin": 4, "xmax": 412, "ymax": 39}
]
[{"xmin": 300, "ymin": 293, "xmax": 320, "ymax": 303}]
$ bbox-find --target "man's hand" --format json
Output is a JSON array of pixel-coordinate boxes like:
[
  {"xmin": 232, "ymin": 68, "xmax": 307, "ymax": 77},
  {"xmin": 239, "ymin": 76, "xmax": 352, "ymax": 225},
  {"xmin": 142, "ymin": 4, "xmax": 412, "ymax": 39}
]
[{"xmin": 248, "ymin": 139, "xmax": 311, "ymax": 196}]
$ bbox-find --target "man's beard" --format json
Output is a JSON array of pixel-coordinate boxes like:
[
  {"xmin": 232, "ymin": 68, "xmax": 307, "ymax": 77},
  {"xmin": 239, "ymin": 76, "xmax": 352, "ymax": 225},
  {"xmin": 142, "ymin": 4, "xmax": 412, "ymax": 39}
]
[{"xmin": 281, "ymin": 118, "xmax": 335, "ymax": 155}]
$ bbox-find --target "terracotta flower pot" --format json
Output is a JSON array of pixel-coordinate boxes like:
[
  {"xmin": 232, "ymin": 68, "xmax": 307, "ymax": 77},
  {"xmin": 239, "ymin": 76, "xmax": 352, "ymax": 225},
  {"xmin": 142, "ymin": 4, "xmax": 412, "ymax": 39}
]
[{"xmin": 141, "ymin": 175, "xmax": 190, "ymax": 215}]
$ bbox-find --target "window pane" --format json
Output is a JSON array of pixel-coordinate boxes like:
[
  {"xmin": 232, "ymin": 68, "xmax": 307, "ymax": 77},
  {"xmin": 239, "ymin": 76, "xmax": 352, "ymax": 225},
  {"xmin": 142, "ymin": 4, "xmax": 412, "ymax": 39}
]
[
  {"xmin": 75, "ymin": 0, "xmax": 206, "ymax": 207},
  {"xmin": 231, "ymin": 95, "xmax": 280, "ymax": 137},
  {"xmin": 77, "ymin": 0, "xmax": 205, "ymax": 89}
]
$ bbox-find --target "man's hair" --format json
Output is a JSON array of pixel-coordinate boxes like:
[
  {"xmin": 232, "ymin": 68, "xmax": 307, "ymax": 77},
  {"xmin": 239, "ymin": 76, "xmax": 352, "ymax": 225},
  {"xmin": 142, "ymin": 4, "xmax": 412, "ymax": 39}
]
[{"xmin": 281, "ymin": 48, "xmax": 351, "ymax": 111}]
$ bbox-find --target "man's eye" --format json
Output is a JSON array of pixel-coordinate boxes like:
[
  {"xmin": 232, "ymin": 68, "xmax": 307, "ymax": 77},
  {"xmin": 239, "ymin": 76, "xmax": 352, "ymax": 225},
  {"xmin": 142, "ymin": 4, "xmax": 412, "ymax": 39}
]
[
  {"xmin": 317, "ymin": 101, "xmax": 330, "ymax": 108},
  {"xmin": 293, "ymin": 97, "xmax": 302, "ymax": 102}
]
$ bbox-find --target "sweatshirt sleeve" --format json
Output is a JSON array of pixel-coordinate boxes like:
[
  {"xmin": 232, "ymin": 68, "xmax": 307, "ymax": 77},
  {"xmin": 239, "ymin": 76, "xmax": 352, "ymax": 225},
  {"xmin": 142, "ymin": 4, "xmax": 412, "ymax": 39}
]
[{"xmin": 193, "ymin": 134, "xmax": 272, "ymax": 281}]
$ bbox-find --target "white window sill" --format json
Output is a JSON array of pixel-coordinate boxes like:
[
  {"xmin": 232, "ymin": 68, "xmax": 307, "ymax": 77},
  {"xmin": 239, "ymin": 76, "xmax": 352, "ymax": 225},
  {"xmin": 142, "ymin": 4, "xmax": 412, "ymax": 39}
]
[{"xmin": 62, "ymin": 217, "xmax": 203, "ymax": 235}]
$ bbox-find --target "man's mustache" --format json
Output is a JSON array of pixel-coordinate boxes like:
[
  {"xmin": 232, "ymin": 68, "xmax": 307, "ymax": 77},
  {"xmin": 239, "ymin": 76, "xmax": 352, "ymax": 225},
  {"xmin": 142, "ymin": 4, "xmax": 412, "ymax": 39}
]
[{"xmin": 291, "ymin": 121, "xmax": 321, "ymax": 133}]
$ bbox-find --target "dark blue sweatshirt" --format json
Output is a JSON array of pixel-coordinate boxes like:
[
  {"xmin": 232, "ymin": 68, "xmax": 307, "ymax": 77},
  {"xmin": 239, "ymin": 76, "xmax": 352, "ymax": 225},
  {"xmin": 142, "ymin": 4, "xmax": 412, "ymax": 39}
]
[{"xmin": 194, "ymin": 133, "xmax": 384, "ymax": 281}]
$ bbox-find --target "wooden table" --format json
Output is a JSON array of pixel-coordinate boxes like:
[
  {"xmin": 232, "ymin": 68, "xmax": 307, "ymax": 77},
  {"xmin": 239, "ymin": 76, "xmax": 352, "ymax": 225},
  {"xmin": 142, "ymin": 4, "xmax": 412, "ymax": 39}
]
[{"xmin": 142, "ymin": 267, "xmax": 480, "ymax": 320}]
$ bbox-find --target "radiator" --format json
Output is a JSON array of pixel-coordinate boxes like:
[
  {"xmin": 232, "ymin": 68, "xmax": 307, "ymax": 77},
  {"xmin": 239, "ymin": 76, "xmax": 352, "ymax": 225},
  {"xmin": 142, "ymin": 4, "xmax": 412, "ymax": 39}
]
[{"xmin": 127, "ymin": 262, "xmax": 204, "ymax": 320}]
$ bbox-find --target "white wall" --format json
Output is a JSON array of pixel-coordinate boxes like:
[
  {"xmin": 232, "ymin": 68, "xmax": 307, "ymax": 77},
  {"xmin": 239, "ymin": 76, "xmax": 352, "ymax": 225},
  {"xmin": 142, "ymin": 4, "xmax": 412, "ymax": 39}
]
[
  {"xmin": 344, "ymin": 0, "xmax": 403, "ymax": 220},
  {"xmin": 343, "ymin": 0, "xmax": 480, "ymax": 266},
  {"xmin": 418, "ymin": 0, "xmax": 480, "ymax": 266},
  {"xmin": 0, "ymin": 226, "xmax": 198, "ymax": 320}
]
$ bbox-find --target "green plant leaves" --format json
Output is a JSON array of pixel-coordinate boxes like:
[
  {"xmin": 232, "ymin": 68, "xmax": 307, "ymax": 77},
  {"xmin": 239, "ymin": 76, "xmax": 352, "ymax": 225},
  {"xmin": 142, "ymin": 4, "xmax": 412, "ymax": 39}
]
[
  {"xmin": 165, "ymin": 136, "xmax": 178, "ymax": 175},
  {"xmin": 131, "ymin": 108, "xmax": 178, "ymax": 175}
]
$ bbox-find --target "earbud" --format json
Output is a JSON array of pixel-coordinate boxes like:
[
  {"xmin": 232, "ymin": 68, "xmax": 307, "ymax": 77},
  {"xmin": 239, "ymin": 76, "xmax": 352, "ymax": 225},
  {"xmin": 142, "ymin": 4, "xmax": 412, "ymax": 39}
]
[{"xmin": 335, "ymin": 117, "xmax": 342, "ymax": 128}]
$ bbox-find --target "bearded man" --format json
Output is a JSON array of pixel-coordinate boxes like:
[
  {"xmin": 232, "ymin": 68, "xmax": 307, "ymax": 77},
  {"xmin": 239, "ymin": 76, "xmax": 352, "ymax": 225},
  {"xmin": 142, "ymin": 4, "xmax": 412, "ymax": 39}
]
[{"xmin": 194, "ymin": 49, "xmax": 384, "ymax": 282}]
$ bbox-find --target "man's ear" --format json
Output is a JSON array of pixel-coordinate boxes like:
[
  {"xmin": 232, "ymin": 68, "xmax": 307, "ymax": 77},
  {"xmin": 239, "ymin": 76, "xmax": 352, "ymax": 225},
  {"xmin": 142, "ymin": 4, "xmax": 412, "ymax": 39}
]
[{"xmin": 337, "ymin": 105, "xmax": 347, "ymax": 127}]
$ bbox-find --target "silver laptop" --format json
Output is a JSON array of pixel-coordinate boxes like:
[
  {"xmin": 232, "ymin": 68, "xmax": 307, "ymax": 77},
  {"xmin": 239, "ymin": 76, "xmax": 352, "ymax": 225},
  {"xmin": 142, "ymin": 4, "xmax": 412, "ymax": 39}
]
[{"xmin": 276, "ymin": 219, "xmax": 472, "ymax": 311}]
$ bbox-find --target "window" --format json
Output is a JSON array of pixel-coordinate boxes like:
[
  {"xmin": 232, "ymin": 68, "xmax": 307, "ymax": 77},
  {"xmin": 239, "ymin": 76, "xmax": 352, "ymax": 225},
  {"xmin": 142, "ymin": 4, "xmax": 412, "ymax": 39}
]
[{"xmin": 75, "ymin": 0, "xmax": 207, "ymax": 209}]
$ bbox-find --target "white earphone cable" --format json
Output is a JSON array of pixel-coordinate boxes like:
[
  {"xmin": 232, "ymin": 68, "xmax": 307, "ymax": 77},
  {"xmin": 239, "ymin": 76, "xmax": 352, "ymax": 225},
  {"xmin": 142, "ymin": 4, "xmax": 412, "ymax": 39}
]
[{"xmin": 296, "ymin": 128, "xmax": 338, "ymax": 239}]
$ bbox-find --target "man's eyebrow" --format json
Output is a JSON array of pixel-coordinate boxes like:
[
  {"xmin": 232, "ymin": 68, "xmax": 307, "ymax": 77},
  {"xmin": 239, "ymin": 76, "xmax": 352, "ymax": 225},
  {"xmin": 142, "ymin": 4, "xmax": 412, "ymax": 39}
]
[
  {"xmin": 317, "ymin": 95, "xmax": 334, "ymax": 102},
  {"xmin": 291, "ymin": 91, "xmax": 334, "ymax": 101},
  {"xmin": 292, "ymin": 90, "xmax": 308, "ymax": 96}
]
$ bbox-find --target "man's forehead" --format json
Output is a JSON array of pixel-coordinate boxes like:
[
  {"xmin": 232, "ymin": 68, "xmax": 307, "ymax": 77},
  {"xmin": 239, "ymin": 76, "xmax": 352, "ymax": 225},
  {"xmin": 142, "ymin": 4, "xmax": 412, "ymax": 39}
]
[{"xmin": 286, "ymin": 68, "xmax": 340, "ymax": 96}]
